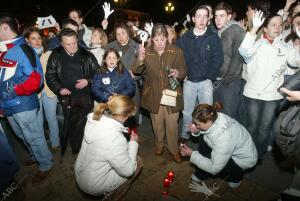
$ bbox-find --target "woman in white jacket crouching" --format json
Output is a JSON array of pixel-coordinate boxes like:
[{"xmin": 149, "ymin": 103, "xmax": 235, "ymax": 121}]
[
  {"xmin": 74, "ymin": 95, "xmax": 142, "ymax": 199},
  {"xmin": 180, "ymin": 104, "xmax": 257, "ymax": 189}
]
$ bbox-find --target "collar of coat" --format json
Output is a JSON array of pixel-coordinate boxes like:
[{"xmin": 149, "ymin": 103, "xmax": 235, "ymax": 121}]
[
  {"xmin": 261, "ymin": 33, "xmax": 283, "ymax": 45},
  {"xmin": 217, "ymin": 20, "xmax": 242, "ymax": 37},
  {"xmin": 147, "ymin": 43, "xmax": 175, "ymax": 55},
  {"xmin": 185, "ymin": 26, "xmax": 214, "ymax": 38},
  {"xmin": 0, "ymin": 37, "xmax": 23, "ymax": 52},
  {"xmin": 198, "ymin": 113, "xmax": 234, "ymax": 135}
]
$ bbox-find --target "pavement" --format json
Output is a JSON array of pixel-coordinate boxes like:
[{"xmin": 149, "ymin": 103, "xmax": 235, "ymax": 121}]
[{"xmin": 2, "ymin": 113, "xmax": 293, "ymax": 201}]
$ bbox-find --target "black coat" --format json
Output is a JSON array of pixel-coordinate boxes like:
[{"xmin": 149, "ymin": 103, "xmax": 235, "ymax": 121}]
[{"xmin": 45, "ymin": 46, "xmax": 99, "ymax": 99}]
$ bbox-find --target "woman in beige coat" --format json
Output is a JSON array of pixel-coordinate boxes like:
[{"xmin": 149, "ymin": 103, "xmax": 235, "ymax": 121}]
[{"xmin": 132, "ymin": 23, "xmax": 186, "ymax": 162}]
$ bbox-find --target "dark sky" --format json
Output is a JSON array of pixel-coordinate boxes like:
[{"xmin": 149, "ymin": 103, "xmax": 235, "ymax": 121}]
[{"xmin": 1, "ymin": 0, "xmax": 285, "ymax": 26}]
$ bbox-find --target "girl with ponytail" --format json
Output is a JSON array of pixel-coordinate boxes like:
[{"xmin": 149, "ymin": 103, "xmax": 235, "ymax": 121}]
[
  {"xmin": 74, "ymin": 95, "xmax": 142, "ymax": 199},
  {"xmin": 180, "ymin": 104, "xmax": 257, "ymax": 189}
]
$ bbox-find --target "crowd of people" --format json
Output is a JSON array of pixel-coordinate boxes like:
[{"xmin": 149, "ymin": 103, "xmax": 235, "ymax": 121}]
[{"xmin": 1, "ymin": 0, "xmax": 300, "ymax": 200}]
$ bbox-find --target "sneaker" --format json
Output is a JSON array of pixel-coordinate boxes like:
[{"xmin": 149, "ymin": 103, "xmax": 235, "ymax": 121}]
[
  {"xmin": 191, "ymin": 173, "xmax": 202, "ymax": 183},
  {"xmin": 267, "ymin": 146, "xmax": 273, "ymax": 152},
  {"xmin": 23, "ymin": 159, "xmax": 38, "ymax": 167},
  {"xmin": 155, "ymin": 146, "xmax": 163, "ymax": 155},
  {"xmin": 172, "ymin": 153, "xmax": 181, "ymax": 163},
  {"xmin": 228, "ymin": 181, "xmax": 241, "ymax": 189},
  {"xmin": 51, "ymin": 146, "xmax": 60, "ymax": 154},
  {"xmin": 32, "ymin": 167, "xmax": 53, "ymax": 185}
]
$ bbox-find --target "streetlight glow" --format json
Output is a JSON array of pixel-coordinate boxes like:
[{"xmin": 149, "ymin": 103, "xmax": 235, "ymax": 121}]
[{"xmin": 165, "ymin": 2, "xmax": 174, "ymax": 13}]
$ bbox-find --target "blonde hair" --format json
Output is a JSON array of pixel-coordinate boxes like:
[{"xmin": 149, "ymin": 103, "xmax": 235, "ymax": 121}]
[
  {"xmin": 92, "ymin": 28, "xmax": 108, "ymax": 47},
  {"xmin": 165, "ymin": 25, "xmax": 177, "ymax": 44},
  {"xmin": 93, "ymin": 95, "xmax": 136, "ymax": 121}
]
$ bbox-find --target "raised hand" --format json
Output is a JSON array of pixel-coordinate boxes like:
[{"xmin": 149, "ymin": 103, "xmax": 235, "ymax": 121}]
[
  {"xmin": 252, "ymin": 10, "xmax": 265, "ymax": 28},
  {"xmin": 101, "ymin": 19, "xmax": 108, "ymax": 30},
  {"xmin": 296, "ymin": 26, "xmax": 300, "ymax": 38},
  {"xmin": 102, "ymin": 2, "xmax": 114, "ymax": 19},
  {"xmin": 144, "ymin": 22, "xmax": 153, "ymax": 36},
  {"xmin": 238, "ymin": 19, "xmax": 247, "ymax": 31},
  {"xmin": 183, "ymin": 20, "xmax": 188, "ymax": 28},
  {"xmin": 286, "ymin": 0, "xmax": 297, "ymax": 6},
  {"xmin": 186, "ymin": 14, "xmax": 191, "ymax": 22},
  {"xmin": 277, "ymin": 9, "xmax": 284, "ymax": 17},
  {"xmin": 133, "ymin": 26, "xmax": 149, "ymax": 46},
  {"xmin": 172, "ymin": 21, "xmax": 179, "ymax": 28},
  {"xmin": 138, "ymin": 44, "xmax": 146, "ymax": 61}
]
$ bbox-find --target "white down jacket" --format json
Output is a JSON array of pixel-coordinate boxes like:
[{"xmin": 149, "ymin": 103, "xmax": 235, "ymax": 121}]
[
  {"xmin": 74, "ymin": 113, "xmax": 138, "ymax": 196},
  {"xmin": 190, "ymin": 113, "xmax": 257, "ymax": 175}
]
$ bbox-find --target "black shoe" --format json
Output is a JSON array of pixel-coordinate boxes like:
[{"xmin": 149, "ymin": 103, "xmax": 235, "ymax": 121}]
[
  {"xmin": 23, "ymin": 159, "xmax": 38, "ymax": 167},
  {"xmin": 281, "ymin": 192, "xmax": 300, "ymax": 201},
  {"xmin": 72, "ymin": 149, "xmax": 79, "ymax": 155},
  {"xmin": 256, "ymin": 159, "xmax": 263, "ymax": 166}
]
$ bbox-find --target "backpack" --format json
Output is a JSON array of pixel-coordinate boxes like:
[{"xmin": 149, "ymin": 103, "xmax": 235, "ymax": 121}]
[{"xmin": 275, "ymin": 105, "xmax": 300, "ymax": 156}]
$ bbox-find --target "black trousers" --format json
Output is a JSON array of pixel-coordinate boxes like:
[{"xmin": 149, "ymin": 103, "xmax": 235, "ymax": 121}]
[
  {"xmin": 61, "ymin": 96, "xmax": 93, "ymax": 153},
  {"xmin": 194, "ymin": 136, "xmax": 244, "ymax": 183}
]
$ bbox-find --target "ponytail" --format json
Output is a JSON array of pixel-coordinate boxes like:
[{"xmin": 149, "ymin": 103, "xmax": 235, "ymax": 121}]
[
  {"xmin": 92, "ymin": 95, "xmax": 136, "ymax": 121},
  {"xmin": 192, "ymin": 104, "xmax": 218, "ymax": 123},
  {"xmin": 93, "ymin": 103, "xmax": 108, "ymax": 121}
]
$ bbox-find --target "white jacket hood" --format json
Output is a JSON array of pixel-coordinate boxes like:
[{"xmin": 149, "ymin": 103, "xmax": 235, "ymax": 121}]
[{"xmin": 84, "ymin": 113, "xmax": 126, "ymax": 144}]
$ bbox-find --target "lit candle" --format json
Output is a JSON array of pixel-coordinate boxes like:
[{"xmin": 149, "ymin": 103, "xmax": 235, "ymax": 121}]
[
  {"xmin": 162, "ymin": 191, "xmax": 169, "ymax": 196},
  {"xmin": 167, "ymin": 171, "xmax": 174, "ymax": 183},
  {"xmin": 163, "ymin": 177, "xmax": 170, "ymax": 188}
]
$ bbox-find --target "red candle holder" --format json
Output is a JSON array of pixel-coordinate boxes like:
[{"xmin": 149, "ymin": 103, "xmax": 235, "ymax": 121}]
[
  {"xmin": 163, "ymin": 177, "xmax": 170, "ymax": 188},
  {"xmin": 167, "ymin": 171, "xmax": 174, "ymax": 183},
  {"xmin": 162, "ymin": 190, "xmax": 169, "ymax": 196}
]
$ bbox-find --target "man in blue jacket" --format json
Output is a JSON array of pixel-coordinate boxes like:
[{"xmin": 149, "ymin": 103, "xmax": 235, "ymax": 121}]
[
  {"xmin": 0, "ymin": 15, "xmax": 53, "ymax": 184},
  {"xmin": 176, "ymin": 5, "xmax": 224, "ymax": 141}
]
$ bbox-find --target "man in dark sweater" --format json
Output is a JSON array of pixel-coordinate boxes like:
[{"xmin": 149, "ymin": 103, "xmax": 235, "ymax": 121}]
[
  {"xmin": 213, "ymin": 2, "xmax": 246, "ymax": 121},
  {"xmin": 176, "ymin": 5, "xmax": 223, "ymax": 141},
  {"xmin": 46, "ymin": 28, "xmax": 98, "ymax": 154}
]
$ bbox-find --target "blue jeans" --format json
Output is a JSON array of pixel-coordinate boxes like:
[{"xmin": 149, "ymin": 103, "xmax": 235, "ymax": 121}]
[
  {"xmin": 0, "ymin": 130, "xmax": 19, "ymax": 193},
  {"xmin": 38, "ymin": 91, "xmax": 60, "ymax": 148},
  {"xmin": 213, "ymin": 79, "xmax": 243, "ymax": 121},
  {"xmin": 7, "ymin": 108, "xmax": 53, "ymax": 171},
  {"xmin": 181, "ymin": 79, "xmax": 213, "ymax": 139},
  {"xmin": 244, "ymin": 96, "xmax": 280, "ymax": 159}
]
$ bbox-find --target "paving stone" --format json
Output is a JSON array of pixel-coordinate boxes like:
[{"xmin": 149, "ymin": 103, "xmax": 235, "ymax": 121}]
[
  {"xmin": 155, "ymin": 194, "xmax": 181, "ymax": 201},
  {"xmin": 217, "ymin": 191, "xmax": 247, "ymax": 201},
  {"xmin": 125, "ymin": 188, "xmax": 147, "ymax": 201},
  {"xmin": 226, "ymin": 179, "xmax": 256, "ymax": 200},
  {"xmin": 248, "ymin": 185, "xmax": 281, "ymax": 201},
  {"xmin": 132, "ymin": 171, "xmax": 171, "ymax": 201}
]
